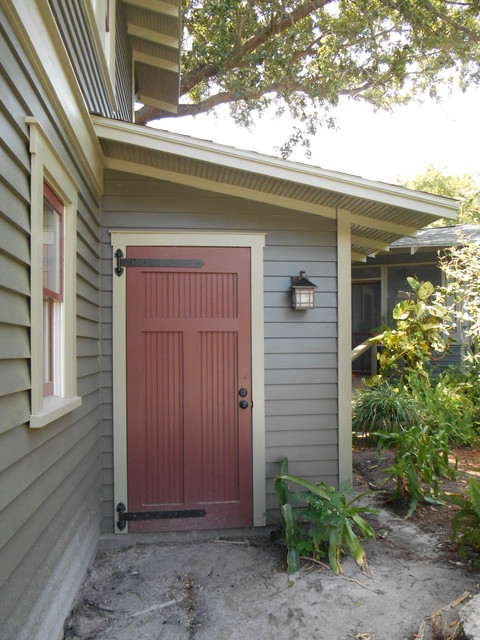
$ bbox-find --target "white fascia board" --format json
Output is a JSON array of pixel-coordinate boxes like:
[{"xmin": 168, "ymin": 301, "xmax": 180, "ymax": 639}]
[
  {"xmin": 92, "ymin": 116, "xmax": 459, "ymax": 220},
  {"xmin": 5, "ymin": 0, "xmax": 104, "ymax": 198}
]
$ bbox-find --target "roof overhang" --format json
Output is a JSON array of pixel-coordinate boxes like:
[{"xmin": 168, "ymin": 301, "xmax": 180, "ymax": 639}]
[
  {"xmin": 122, "ymin": 0, "xmax": 181, "ymax": 114},
  {"xmin": 92, "ymin": 116, "xmax": 459, "ymax": 260}
]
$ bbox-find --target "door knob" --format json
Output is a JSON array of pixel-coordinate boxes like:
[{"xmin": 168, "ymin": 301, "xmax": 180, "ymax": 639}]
[
  {"xmin": 239, "ymin": 388, "xmax": 248, "ymax": 397},
  {"xmin": 239, "ymin": 400, "xmax": 249, "ymax": 409}
]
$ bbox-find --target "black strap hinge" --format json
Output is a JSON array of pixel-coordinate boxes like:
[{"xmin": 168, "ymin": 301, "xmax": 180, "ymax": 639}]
[
  {"xmin": 114, "ymin": 249, "xmax": 203, "ymax": 276},
  {"xmin": 116, "ymin": 502, "xmax": 207, "ymax": 530}
]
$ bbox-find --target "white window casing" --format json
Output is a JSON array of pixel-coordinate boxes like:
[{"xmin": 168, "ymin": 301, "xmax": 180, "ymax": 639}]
[{"xmin": 28, "ymin": 118, "xmax": 82, "ymax": 428}]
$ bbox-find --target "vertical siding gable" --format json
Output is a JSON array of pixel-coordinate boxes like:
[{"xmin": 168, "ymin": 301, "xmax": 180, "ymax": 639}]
[
  {"xmin": 47, "ymin": 0, "xmax": 113, "ymax": 118},
  {"xmin": 114, "ymin": 0, "xmax": 133, "ymax": 122}
]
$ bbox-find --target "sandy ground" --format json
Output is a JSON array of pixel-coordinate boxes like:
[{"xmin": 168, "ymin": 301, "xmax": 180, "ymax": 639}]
[{"xmin": 64, "ymin": 503, "xmax": 479, "ymax": 640}]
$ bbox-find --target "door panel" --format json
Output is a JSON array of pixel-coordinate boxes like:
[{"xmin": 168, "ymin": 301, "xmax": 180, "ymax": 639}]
[{"xmin": 126, "ymin": 246, "xmax": 252, "ymax": 531}]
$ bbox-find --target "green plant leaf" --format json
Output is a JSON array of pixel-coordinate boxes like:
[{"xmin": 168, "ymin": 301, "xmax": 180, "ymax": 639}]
[
  {"xmin": 343, "ymin": 520, "xmax": 369, "ymax": 574},
  {"xmin": 418, "ymin": 281, "xmax": 435, "ymax": 300},
  {"xmin": 281, "ymin": 503, "xmax": 300, "ymax": 581},
  {"xmin": 276, "ymin": 474, "xmax": 333, "ymax": 501},
  {"xmin": 328, "ymin": 526, "xmax": 343, "ymax": 575}
]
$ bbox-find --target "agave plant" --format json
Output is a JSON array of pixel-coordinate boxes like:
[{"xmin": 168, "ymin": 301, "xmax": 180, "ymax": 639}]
[{"xmin": 275, "ymin": 458, "xmax": 377, "ymax": 577}]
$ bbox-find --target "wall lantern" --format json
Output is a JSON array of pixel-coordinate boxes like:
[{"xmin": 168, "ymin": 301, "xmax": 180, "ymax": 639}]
[{"xmin": 290, "ymin": 271, "xmax": 317, "ymax": 310}]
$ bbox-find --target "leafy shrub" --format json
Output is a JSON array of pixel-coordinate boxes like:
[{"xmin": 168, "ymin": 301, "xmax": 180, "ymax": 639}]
[
  {"xmin": 275, "ymin": 458, "xmax": 377, "ymax": 578},
  {"xmin": 371, "ymin": 277, "xmax": 453, "ymax": 383},
  {"xmin": 445, "ymin": 477, "xmax": 480, "ymax": 558},
  {"xmin": 375, "ymin": 423, "xmax": 457, "ymax": 517},
  {"xmin": 352, "ymin": 382, "xmax": 421, "ymax": 445},
  {"xmin": 407, "ymin": 371, "xmax": 480, "ymax": 447}
]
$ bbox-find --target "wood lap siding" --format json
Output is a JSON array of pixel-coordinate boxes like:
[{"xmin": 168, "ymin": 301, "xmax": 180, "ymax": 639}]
[
  {"xmin": 0, "ymin": 10, "xmax": 102, "ymax": 640},
  {"xmin": 101, "ymin": 171, "xmax": 338, "ymax": 531}
]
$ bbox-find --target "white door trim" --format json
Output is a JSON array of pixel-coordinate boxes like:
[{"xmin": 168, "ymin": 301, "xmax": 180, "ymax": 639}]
[{"xmin": 110, "ymin": 231, "xmax": 266, "ymax": 532}]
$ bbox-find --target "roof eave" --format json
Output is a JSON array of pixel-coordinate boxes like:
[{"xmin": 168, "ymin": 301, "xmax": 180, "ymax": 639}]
[{"xmin": 92, "ymin": 116, "xmax": 459, "ymax": 221}]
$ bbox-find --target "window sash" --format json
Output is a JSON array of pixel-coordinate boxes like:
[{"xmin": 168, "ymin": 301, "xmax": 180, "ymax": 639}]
[{"xmin": 43, "ymin": 182, "xmax": 64, "ymax": 397}]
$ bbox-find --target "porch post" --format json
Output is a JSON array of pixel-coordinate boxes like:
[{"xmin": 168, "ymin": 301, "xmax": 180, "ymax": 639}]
[{"xmin": 337, "ymin": 209, "xmax": 352, "ymax": 484}]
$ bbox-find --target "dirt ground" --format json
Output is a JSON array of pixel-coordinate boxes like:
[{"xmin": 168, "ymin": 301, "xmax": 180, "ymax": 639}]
[{"xmin": 64, "ymin": 450, "xmax": 480, "ymax": 640}]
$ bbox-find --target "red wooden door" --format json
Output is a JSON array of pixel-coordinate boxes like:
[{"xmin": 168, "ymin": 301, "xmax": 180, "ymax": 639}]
[{"xmin": 126, "ymin": 246, "xmax": 252, "ymax": 531}]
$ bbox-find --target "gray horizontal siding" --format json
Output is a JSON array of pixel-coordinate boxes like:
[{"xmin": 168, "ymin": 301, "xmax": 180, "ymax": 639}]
[
  {"xmin": 0, "ymin": 7, "xmax": 103, "ymax": 639},
  {"xmin": 101, "ymin": 170, "xmax": 339, "ymax": 530}
]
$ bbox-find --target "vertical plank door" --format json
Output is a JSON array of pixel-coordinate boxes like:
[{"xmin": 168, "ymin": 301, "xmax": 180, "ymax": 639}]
[{"xmin": 126, "ymin": 246, "xmax": 252, "ymax": 531}]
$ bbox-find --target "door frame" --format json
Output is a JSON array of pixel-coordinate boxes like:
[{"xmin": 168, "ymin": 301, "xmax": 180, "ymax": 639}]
[{"xmin": 110, "ymin": 231, "xmax": 266, "ymax": 533}]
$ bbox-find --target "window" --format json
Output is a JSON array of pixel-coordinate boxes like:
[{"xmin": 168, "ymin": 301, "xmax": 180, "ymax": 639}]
[
  {"xmin": 43, "ymin": 183, "xmax": 64, "ymax": 397},
  {"xmin": 28, "ymin": 119, "xmax": 81, "ymax": 428}
]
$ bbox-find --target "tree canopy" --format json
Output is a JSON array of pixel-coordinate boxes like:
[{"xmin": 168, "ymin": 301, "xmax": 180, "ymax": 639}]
[
  {"xmin": 403, "ymin": 166, "xmax": 480, "ymax": 225},
  {"xmin": 136, "ymin": 0, "xmax": 480, "ymax": 154}
]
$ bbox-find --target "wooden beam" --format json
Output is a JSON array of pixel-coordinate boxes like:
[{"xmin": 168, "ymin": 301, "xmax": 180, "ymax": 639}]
[
  {"xmin": 351, "ymin": 234, "xmax": 390, "ymax": 251},
  {"xmin": 127, "ymin": 23, "xmax": 179, "ymax": 48},
  {"xmin": 123, "ymin": 0, "xmax": 179, "ymax": 18},
  {"xmin": 349, "ymin": 212, "xmax": 418, "ymax": 237},
  {"xmin": 132, "ymin": 50, "xmax": 179, "ymax": 73}
]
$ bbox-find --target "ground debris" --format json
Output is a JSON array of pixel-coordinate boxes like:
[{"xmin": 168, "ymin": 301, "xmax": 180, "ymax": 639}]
[
  {"xmin": 414, "ymin": 592, "xmax": 472, "ymax": 639},
  {"xmin": 131, "ymin": 597, "xmax": 184, "ymax": 617}
]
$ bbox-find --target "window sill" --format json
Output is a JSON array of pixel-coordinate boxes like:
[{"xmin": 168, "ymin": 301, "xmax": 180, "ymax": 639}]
[{"xmin": 30, "ymin": 395, "xmax": 82, "ymax": 428}]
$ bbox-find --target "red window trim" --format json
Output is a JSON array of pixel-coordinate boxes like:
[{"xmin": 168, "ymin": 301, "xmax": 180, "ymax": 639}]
[
  {"xmin": 43, "ymin": 182, "xmax": 64, "ymax": 397},
  {"xmin": 43, "ymin": 182, "xmax": 64, "ymax": 302}
]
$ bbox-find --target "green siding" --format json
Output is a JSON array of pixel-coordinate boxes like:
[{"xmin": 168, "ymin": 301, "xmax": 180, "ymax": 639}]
[{"xmin": 0, "ymin": 7, "xmax": 103, "ymax": 640}]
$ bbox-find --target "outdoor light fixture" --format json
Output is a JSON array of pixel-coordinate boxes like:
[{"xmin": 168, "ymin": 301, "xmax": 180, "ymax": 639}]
[{"xmin": 290, "ymin": 271, "xmax": 317, "ymax": 310}]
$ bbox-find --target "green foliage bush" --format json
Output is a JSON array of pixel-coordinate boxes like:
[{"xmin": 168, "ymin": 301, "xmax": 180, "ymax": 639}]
[
  {"xmin": 275, "ymin": 458, "xmax": 377, "ymax": 578},
  {"xmin": 371, "ymin": 277, "xmax": 453, "ymax": 383},
  {"xmin": 375, "ymin": 423, "xmax": 457, "ymax": 517},
  {"xmin": 445, "ymin": 477, "xmax": 480, "ymax": 560},
  {"xmin": 352, "ymin": 382, "xmax": 421, "ymax": 445},
  {"xmin": 407, "ymin": 370, "xmax": 480, "ymax": 447}
]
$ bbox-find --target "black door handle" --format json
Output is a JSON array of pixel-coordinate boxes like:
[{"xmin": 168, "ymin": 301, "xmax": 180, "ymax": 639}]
[{"xmin": 239, "ymin": 400, "xmax": 249, "ymax": 409}]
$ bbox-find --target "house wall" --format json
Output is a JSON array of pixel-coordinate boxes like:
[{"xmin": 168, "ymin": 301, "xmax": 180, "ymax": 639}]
[
  {"xmin": 0, "ymin": 7, "xmax": 103, "ymax": 640},
  {"xmin": 101, "ymin": 170, "xmax": 339, "ymax": 532},
  {"xmin": 47, "ymin": 0, "xmax": 133, "ymax": 122}
]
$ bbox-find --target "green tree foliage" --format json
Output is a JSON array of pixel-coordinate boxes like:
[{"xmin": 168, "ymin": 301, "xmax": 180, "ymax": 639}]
[
  {"xmin": 440, "ymin": 238, "xmax": 480, "ymax": 359},
  {"xmin": 371, "ymin": 277, "xmax": 453, "ymax": 382},
  {"xmin": 136, "ymin": 1, "xmax": 480, "ymax": 154},
  {"xmin": 403, "ymin": 166, "xmax": 480, "ymax": 225}
]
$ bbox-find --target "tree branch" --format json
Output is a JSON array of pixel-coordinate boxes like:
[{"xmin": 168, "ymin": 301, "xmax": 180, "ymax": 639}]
[{"xmin": 181, "ymin": 0, "xmax": 331, "ymax": 94}]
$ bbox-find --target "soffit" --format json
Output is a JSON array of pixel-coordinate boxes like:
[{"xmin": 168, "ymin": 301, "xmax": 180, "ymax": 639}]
[
  {"xmin": 122, "ymin": 0, "xmax": 181, "ymax": 113},
  {"xmin": 92, "ymin": 116, "xmax": 459, "ymax": 260}
]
